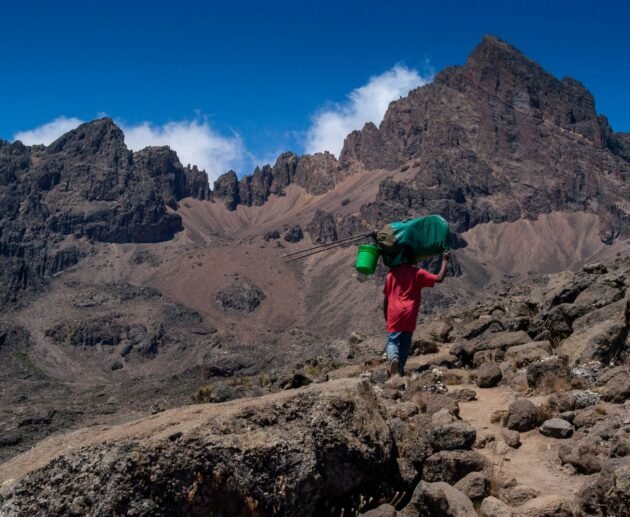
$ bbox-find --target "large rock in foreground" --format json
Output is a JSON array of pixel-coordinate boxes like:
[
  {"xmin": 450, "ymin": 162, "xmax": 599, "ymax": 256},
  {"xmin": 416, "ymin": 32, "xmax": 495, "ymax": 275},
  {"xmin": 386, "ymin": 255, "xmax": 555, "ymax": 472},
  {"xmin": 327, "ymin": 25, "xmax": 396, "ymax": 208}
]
[{"xmin": 0, "ymin": 379, "xmax": 395, "ymax": 516}]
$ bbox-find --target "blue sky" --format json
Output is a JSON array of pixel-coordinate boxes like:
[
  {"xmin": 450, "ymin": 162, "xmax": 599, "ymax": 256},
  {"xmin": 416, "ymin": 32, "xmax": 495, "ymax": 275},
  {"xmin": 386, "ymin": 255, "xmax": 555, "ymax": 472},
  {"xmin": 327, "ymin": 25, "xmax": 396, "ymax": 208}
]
[{"xmin": 1, "ymin": 0, "xmax": 628, "ymax": 180}]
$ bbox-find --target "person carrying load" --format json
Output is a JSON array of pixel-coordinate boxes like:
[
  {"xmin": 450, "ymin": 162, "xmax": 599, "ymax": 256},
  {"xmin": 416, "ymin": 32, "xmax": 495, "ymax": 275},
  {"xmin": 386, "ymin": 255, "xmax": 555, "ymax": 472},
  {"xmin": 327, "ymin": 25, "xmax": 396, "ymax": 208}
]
[
  {"xmin": 357, "ymin": 215, "xmax": 452, "ymax": 378},
  {"xmin": 383, "ymin": 250, "xmax": 450, "ymax": 378}
]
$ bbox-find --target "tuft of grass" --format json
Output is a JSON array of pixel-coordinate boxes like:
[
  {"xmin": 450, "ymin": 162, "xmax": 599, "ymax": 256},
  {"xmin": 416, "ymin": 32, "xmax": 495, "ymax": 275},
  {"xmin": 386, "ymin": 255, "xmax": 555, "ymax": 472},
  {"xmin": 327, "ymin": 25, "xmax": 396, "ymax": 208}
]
[
  {"xmin": 536, "ymin": 373, "xmax": 572, "ymax": 395},
  {"xmin": 193, "ymin": 384, "xmax": 214, "ymax": 403},
  {"xmin": 303, "ymin": 364, "xmax": 322, "ymax": 377},
  {"xmin": 229, "ymin": 376, "xmax": 253, "ymax": 387},
  {"xmin": 258, "ymin": 372, "xmax": 273, "ymax": 388}
]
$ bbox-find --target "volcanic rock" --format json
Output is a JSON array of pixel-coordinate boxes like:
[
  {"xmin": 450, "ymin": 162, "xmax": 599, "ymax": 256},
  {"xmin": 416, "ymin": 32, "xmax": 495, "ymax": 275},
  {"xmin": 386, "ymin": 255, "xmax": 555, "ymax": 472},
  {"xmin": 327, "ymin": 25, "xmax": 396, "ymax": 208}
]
[
  {"xmin": 502, "ymin": 429, "xmax": 521, "ymax": 448},
  {"xmin": 476, "ymin": 361, "xmax": 502, "ymax": 388},
  {"xmin": 526, "ymin": 356, "xmax": 571, "ymax": 390},
  {"xmin": 559, "ymin": 439, "xmax": 604, "ymax": 473},
  {"xmin": 539, "ymin": 418, "xmax": 574, "ymax": 439},
  {"xmin": 398, "ymin": 480, "xmax": 477, "ymax": 517},
  {"xmin": 454, "ymin": 471, "xmax": 490, "ymax": 500},
  {"xmin": 429, "ymin": 420, "xmax": 476, "ymax": 451},
  {"xmin": 506, "ymin": 399, "xmax": 540, "ymax": 432},
  {"xmin": 0, "ymin": 379, "xmax": 396, "ymax": 516},
  {"xmin": 215, "ymin": 278, "xmax": 266, "ymax": 313},
  {"xmin": 422, "ymin": 450, "xmax": 491, "ymax": 485}
]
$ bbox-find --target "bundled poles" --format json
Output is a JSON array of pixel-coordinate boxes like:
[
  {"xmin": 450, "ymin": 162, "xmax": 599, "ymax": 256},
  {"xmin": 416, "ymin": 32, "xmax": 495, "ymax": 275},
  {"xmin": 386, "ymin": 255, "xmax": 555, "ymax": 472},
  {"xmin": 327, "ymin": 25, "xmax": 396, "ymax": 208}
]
[{"xmin": 281, "ymin": 231, "xmax": 376, "ymax": 263}]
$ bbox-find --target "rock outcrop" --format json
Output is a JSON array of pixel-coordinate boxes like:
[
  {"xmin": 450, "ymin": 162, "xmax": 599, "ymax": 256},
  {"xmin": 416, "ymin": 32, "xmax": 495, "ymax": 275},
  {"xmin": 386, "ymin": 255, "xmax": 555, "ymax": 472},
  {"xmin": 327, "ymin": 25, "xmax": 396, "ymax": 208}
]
[
  {"xmin": 340, "ymin": 35, "xmax": 630, "ymax": 239},
  {"xmin": 0, "ymin": 379, "xmax": 398, "ymax": 516},
  {"xmin": 0, "ymin": 118, "xmax": 210, "ymax": 302}
]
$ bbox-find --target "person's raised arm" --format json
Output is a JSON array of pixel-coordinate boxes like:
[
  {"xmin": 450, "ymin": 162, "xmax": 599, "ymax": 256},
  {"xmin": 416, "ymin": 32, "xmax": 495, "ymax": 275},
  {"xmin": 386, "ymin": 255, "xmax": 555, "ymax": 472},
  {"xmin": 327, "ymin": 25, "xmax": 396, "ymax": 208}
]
[{"xmin": 435, "ymin": 251, "xmax": 450, "ymax": 283}]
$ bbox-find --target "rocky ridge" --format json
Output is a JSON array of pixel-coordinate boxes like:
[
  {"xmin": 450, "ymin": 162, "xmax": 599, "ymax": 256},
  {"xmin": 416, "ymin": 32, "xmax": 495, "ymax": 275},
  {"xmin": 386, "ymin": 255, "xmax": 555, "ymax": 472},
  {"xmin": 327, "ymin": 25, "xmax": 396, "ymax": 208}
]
[{"xmin": 0, "ymin": 118, "xmax": 210, "ymax": 302}]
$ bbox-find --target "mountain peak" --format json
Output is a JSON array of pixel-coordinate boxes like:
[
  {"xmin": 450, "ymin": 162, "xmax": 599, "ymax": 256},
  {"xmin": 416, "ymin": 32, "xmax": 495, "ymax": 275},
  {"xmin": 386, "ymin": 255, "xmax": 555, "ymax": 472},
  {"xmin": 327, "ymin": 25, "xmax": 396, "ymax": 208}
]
[
  {"xmin": 47, "ymin": 117, "xmax": 126, "ymax": 155},
  {"xmin": 463, "ymin": 34, "xmax": 547, "ymax": 81}
]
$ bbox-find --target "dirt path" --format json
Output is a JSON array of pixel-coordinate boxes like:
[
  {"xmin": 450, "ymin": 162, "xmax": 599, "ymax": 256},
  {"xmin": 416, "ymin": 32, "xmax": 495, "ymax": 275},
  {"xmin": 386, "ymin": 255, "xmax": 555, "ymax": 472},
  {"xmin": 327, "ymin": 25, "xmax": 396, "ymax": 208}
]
[{"xmin": 456, "ymin": 383, "xmax": 588, "ymax": 501}]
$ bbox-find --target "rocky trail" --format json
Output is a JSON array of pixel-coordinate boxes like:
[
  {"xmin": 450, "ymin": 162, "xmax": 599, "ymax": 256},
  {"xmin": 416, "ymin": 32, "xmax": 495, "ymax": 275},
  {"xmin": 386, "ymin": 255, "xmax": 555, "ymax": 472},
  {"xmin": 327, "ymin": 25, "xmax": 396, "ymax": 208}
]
[{"xmin": 1, "ymin": 256, "xmax": 629, "ymax": 516}]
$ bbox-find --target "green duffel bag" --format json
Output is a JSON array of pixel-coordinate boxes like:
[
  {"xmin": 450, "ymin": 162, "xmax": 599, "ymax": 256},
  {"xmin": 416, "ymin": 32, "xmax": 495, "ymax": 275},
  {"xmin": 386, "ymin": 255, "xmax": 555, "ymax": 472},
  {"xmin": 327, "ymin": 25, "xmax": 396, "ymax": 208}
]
[{"xmin": 376, "ymin": 215, "xmax": 452, "ymax": 267}]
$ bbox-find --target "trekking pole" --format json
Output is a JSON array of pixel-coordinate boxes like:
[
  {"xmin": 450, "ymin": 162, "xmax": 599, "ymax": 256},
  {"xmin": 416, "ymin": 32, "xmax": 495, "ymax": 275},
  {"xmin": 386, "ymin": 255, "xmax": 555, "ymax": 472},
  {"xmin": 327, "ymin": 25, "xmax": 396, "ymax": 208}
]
[
  {"xmin": 280, "ymin": 231, "xmax": 376, "ymax": 258},
  {"xmin": 284, "ymin": 233, "xmax": 376, "ymax": 262}
]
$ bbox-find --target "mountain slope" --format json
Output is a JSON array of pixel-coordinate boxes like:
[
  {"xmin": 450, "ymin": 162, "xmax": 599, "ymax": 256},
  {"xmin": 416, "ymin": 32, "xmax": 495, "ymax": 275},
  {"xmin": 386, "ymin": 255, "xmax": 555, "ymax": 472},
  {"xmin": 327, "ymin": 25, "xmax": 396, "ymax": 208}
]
[{"xmin": 0, "ymin": 35, "xmax": 629, "ymax": 469}]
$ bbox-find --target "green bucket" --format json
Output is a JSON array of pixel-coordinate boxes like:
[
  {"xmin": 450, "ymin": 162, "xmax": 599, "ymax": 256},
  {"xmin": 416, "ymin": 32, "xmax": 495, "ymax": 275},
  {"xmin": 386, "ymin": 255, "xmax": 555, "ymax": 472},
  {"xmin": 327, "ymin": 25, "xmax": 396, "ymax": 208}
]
[{"xmin": 355, "ymin": 244, "xmax": 380, "ymax": 275}]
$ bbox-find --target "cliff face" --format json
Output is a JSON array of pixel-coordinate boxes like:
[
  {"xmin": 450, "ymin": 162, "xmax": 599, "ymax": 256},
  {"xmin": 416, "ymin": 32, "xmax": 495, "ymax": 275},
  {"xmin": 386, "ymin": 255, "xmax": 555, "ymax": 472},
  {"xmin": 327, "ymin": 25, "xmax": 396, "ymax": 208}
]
[
  {"xmin": 0, "ymin": 118, "xmax": 210, "ymax": 301},
  {"xmin": 212, "ymin": 151, "xmax": 345, "ymax": 210},
  {"xmin": 339, "ymin": 36, "xmax": 629, "ymax": 241}
]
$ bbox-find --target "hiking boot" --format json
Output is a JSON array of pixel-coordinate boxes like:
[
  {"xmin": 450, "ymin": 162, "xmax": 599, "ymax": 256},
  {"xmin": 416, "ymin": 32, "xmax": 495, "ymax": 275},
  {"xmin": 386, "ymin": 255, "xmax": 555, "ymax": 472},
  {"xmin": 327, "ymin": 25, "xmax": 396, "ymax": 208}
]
[{"xmin": 389, "ymin": 358, "xmax": 399, "ymax": 378}]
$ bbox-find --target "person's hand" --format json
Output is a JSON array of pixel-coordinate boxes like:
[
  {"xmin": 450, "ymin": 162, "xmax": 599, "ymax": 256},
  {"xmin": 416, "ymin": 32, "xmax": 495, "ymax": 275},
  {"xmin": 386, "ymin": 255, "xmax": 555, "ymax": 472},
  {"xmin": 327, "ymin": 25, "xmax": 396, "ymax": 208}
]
[{"xmin": 443, "ymin": 250, "xmax": 451, "ymax": 261}]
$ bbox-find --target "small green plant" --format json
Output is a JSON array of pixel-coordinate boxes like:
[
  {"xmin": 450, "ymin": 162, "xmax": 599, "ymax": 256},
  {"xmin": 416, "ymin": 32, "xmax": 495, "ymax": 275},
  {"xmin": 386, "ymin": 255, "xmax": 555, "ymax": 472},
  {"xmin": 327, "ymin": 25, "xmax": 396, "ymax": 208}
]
[
  {"xmin": 258, "ymin": 372, "xmax": 273, "ymax": 387},
  {"xmin": 303, "ymin": 364, "xmax": 322, "ymax": 377},
  {"xmin": 193, "ymin": 384, "xmax": 214, "ymax": 403},
  {"xmin": 229, "ymin": 376, "xmax": 253, "ymax": 387}
]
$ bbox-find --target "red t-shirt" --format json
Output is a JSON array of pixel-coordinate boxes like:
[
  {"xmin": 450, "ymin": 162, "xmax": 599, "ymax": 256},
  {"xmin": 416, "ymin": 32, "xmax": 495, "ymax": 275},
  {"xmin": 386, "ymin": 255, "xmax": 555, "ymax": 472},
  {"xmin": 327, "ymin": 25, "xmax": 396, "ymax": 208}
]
[{"xmin": 384, "ymin": 265, "xmax": 438, "ymax": 332}]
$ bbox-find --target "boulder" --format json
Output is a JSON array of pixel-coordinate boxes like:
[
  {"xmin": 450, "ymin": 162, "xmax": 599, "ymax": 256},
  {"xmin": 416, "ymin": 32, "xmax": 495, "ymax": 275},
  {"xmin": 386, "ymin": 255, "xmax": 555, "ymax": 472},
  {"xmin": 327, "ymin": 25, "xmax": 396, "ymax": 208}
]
[
  {"xmin": 578, "ymin": 463, "xmax": 630, "ymax": 515},
  {"xmin": 425, "ymin": 320, "xmax": 453, "ymax": 343},
  {"xmin": 449, "ymin": 389, "xmax": 477, "ymax": 402},
  {"xmin": 501, "ymin": 429, "xmax": 521, "ymax": 448},
  {"xmin": 480, "ymin": 331, "xmax": 532, "ymax": 351},
  {"xmin": 476, "ymin": 361, "xmax": 503, "ymax": 388},
  {"xmin": 539, "ymin": 418, "xmax": 574, "ymax": 439},
  {"xmin": 456, "ymin": 331, "xmax": 531, "ymax": 365},
  {"xmin": 386, "ymin": 401, "xmax": 419, "ymax": 421},
  {"xmin": 431, "ymin": 408, "xmax": 459, "ymax": 426},
  {"xmin": 504, "ymin": 341, "xmax": 552, "ymax": 368},
  {"xmin": 526, "ymin": 356, "xmax": 571, "ymax": 391},
  {"xmin": 572, "ymin": 407, "xmax": 609, "ymax": 429},
  {"xmin": 0, "ymin": 379, "xmax": 395, "ymax": 516},
  {"xmin": 571, "ymin": 297, "xmax": 627, "ymax": 336},
  {"xmin": 422, "ymin": 450, "xmax": 491, "ymax": 485},
  {"xmin": 454, "ymin": 471, "xmax": 490, "ymax": 500},
  {"xmin": 574, "ymin": 282, "xmax": 624, "ymax": 309},
  {"xmin": 479, "ymin": 496, "xmax": 515, "ymax": 517},
  {"xmin": 559, "ymin": 439, "xmax": 603, "ymax": 473},
  {"xmin": 499, "ymin": 486, "xmax": 540, "ymax": 506},
  {"xmin": 547, "ymin": 391, "xmax": 577, "ymax": 413},
  {"xmin": 412, "ymin": 338, "xmax": 440, "ymax": 355},
  {"xmin": 396, "ymin": 415, "xmax": 433, "ymax": 469},
  {"xmin": 413, "ymin": 393, "xmax": 460, "ymax": 417},
  {"xmin": 429, "ymin": 420, "xmax": 476, "ymax": 451},
  {"xmin": 518, "ymin": 495, "xmax": 577, "ymax": 516},
  {"xmin": 506, "ymin": 399, "xmax": 540, "ymax": 432},
  {"xmin": 600, "ymin": 370, "xmax": 630, "ymax": 403},
  {"xmin": 283, "ymin": 225, "xmax": 304, "ymax": 243},
  {"xmin": 558, "ymin": 314, "xmax": 628, "ymax": 366},
  {"xmin": 398, "ymin": 481, "xmax": 477, "ymax": 517}
]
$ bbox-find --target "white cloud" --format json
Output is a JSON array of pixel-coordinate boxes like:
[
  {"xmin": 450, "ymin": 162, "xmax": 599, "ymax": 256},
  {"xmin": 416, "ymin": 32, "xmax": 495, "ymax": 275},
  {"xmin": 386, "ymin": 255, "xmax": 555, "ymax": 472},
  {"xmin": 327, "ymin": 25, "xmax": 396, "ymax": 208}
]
[
  {"xmin": 305, "ymin": 65, "xmax": 432, "ymax": 157},
  {"xmin": 120, "ymin": 119, "xmax": 245, "ymax": 182},
  {"xmin": 14, "ymin": 116, "xmax": 84, "ymax": 146},
  {"xmin": 13, "ymin": 116, "xmax": 245, "ymax": 182}
]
